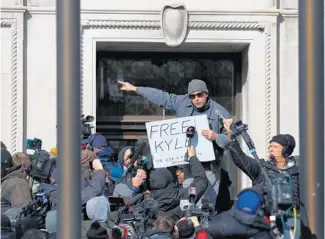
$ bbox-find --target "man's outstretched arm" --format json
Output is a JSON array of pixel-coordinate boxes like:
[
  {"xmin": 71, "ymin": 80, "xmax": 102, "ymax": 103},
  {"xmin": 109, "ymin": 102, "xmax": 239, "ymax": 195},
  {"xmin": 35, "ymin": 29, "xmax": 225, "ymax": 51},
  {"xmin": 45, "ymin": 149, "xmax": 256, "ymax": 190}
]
[{"xmin": 118, "ymin": 81, "xmax": 186, "ymax": 112}]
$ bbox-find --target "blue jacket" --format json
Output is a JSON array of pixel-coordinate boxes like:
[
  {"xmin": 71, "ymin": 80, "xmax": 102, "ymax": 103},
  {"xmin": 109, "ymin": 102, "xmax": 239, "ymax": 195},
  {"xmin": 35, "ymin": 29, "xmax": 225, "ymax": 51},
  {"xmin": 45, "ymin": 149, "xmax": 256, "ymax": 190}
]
[
  {"xmin": 136, "ymin": 87, "xmax": 231, "ymax": 134},
  {"xmin": 97, "ymin": 148, "xmax": 124, "ymax": 182}
]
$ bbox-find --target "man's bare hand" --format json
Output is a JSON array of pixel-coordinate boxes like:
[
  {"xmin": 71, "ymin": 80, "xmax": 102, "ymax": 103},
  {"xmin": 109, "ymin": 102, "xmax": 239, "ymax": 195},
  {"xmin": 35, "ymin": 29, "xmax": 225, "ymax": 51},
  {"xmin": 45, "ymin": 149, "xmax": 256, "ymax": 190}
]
[
  {"xmin": 118, "ymin": 81, "xmax": 137, "ymax": 92},
  {"xmin": 132, "ymin": 169, "xmax": 147, "ymax": 187},
  {"xmin": 223, "ymin": 118, "xmax": 233, "ymax": 135},
  {"xmin": 188, "ymin": 216, "xmax": 200, "ymax": 227},
  {"xmin": 144, "ymin": 190, "xmax": 151, "ymax": 198},
  {"xmin": 187, "ymin": 145, "xmax": 196, "ymax": 157},
  {"xmin": 92, "ymin": 159, "xmax": 103, "ymax": 171},
  {"xmin": 201, "ymin": 129, "xmax": 218, "ymax": 141}
]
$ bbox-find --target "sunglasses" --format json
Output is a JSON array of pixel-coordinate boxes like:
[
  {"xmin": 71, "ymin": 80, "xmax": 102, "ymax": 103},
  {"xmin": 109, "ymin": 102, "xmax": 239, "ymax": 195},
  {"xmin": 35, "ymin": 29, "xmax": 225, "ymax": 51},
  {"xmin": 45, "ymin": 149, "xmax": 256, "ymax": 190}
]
[{"xmin": 189, "ymin": 92, "xmax": 204, "ymax": 100}]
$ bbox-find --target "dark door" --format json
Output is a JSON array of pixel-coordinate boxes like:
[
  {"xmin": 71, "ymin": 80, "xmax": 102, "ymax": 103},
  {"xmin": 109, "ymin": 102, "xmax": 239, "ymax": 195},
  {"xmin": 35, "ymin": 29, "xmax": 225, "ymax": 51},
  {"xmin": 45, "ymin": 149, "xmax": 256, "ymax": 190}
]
[{"xmin": 96, "ymin": 51, "xmax": 242, "ymax": 197}]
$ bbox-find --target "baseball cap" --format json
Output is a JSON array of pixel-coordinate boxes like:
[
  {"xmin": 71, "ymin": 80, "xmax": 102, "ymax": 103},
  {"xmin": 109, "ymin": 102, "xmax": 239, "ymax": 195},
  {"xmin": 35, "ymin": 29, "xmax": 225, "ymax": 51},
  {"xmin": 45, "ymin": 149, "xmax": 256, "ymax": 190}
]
[
  {"xmin": 235, "ymin": 188, "xmax": 262, "ymax": 215},
  {"xmin": 82, "ymin": 134, "xmax": 107, "ymax": 149}
]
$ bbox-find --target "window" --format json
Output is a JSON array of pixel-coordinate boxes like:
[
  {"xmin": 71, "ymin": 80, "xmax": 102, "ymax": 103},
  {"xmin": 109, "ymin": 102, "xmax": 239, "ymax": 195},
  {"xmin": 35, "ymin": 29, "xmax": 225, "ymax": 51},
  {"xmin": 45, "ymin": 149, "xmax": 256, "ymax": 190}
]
[
  {"xmin": 96, "ymin": 51, "xmax": 242, "ymax": 197},
  {"xmin": 96, "ymin": 51, "xmax": 241, "ymax": 143}
]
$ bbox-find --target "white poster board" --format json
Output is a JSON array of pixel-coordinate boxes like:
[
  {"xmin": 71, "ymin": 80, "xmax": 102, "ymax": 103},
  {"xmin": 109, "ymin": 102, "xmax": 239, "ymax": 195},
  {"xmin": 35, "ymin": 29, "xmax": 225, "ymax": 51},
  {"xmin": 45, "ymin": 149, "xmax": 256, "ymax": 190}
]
[{"xmin": 145, "ymin": 115, "xmax": 215, "ymax": 168}]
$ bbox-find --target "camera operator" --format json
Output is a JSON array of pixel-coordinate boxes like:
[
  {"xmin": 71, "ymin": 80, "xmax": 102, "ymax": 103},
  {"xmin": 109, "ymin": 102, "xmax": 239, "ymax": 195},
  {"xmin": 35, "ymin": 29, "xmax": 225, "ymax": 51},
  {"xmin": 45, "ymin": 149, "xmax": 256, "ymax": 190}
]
[
  {"xmin": 82, "ymin": 133, "xmax": 124, "ymax": 190},
  {"xmin": 1, "ymin": 149, "xmax": 32, "ymax": 212},
  {"xmin": 81, "ymin": 150, "xmax": 108, "ymax": 205},
  {"xmin": 222, "ymin": 119, "xmax": 300, "ymax": 210},
  {"xmin": 50, "ymin": 150, "xmax": 107, "ymax": 205},
  {"xmin": 207, "ymin": 188, "xmax": 273, "ymax": 239}
]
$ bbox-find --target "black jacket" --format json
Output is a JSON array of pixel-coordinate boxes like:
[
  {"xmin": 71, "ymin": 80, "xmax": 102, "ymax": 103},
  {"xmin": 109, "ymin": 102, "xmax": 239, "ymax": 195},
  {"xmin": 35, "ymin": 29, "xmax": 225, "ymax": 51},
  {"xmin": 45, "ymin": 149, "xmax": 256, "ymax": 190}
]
[
  {"xmin": 179, "ymin": 155, "xmax": 209, "ymax": 200},
  {"xmin": 149, "ymin": 155, "xmax": 208, "ymax": 220},
  {"xmin": 226, "ymin": 140, "xmax": 300, "ymax": 209},
  {"xmin": 208, "ymin": 210, "xmax": 273, "ymax": 239}
]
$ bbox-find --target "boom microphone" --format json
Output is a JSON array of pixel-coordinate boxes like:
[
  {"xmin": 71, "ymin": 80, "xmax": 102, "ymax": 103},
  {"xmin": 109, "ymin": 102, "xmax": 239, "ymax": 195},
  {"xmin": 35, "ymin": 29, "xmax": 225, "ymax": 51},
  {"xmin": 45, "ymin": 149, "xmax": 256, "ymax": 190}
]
[{"xmin": 119, "ymin": 141, "xmax": 147, "ymax": 182}]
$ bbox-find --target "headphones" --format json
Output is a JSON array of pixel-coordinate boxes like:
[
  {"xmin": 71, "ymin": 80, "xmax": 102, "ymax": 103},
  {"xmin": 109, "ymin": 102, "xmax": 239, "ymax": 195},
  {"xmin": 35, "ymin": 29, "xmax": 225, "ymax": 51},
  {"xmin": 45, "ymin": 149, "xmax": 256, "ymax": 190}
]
[{"xmin": 281, "ymin": 134, "xmax": 296, "ymax": 157}]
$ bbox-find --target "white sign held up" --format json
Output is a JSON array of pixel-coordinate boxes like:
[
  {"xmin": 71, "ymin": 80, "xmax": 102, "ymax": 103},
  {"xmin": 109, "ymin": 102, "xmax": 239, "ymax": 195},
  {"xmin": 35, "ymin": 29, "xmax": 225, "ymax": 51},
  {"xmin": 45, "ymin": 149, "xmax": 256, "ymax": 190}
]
[{"xmin": 145, "ymin": 115, "xmax": 215, "ymax": 168}]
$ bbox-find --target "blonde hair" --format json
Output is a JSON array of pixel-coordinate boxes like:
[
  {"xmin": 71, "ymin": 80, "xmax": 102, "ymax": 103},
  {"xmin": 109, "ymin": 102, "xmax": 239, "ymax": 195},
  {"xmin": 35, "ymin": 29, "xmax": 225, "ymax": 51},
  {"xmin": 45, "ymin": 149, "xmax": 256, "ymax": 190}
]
[{"xmin": 12, "ymin": 152, "xmax": 31, "ymax": 171}]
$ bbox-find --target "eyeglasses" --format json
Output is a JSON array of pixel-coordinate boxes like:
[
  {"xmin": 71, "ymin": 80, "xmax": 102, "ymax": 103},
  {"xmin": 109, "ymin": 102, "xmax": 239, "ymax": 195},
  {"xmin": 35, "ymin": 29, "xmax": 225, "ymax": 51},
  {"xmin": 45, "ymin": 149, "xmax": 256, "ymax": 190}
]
[{"xmin": 189, "ymin": 92, "xmax": 204, "ymax": 100}]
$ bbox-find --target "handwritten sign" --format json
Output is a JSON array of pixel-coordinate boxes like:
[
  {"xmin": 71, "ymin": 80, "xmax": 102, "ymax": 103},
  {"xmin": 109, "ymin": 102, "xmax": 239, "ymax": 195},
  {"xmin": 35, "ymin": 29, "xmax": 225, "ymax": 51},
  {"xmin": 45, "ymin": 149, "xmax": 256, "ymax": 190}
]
[{"xmin": 145, "ymin": 115, "xmax": 215, "ymax": 168}]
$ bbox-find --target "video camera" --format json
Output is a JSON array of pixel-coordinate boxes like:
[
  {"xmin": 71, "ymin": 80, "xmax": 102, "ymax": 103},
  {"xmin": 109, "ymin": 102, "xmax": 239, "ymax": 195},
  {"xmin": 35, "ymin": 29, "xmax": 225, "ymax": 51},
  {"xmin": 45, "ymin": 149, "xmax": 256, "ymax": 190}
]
[
  {"xmin": 26, "ymin": 138, "xmax": 42, "ymax": 151},
  {"xmin": 109, "ymin": 197, "xmax": 126, "ymax": 212},
  {"xmin": 180, "ymin": 185, "xmax": 214, "ymax": 228},
  {"xmin": 265, "ymin": 176, "xmax": 294, "ymax": 215},
  {"xmin": 81, "ymin": 114, "xmax": 94, "ymax": 139},
  {"xmin": 10, "ymin": 191, "xmax": 53, "ymax": 238},
  {"xmin": 114, "ymin": 198, "xmax": 159, "ymax": 238},
  {"xmin": 180, "ymin": 201, "xmax": 214, "ymax": 229},
  {"xmin": 26, "ymin": 138, "xmax": 55, "ymax": 182}
]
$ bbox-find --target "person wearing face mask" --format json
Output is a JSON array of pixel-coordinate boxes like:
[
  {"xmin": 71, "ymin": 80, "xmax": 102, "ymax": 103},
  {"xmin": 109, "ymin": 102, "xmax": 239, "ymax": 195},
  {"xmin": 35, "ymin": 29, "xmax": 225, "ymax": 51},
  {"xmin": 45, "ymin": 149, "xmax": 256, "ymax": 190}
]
[{"xmin": 221, "ymin": 119, "xmax": 300, "ymax": 210}]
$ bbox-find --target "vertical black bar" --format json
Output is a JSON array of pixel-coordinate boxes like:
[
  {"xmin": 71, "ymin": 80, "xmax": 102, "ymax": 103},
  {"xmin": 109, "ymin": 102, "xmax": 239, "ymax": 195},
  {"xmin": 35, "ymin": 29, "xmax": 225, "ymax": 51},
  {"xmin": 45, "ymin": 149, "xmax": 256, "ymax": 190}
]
[
  {"xmin": 299, "ymin": 0, "xmax": 324, "ymax": 238},
  {"xmin": 56, "ymin": 0, "xmax": 81, "ymax": 238}
]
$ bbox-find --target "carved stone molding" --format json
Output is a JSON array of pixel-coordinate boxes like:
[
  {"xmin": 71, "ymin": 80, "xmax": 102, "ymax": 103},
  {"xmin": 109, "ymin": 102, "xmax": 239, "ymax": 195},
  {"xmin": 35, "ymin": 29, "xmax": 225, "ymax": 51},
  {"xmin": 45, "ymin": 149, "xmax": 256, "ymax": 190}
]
[
  {"xmin": 188, "ymin": 21, "xmax": 264, "ymax": 31},
  {"xmin": 161, "ymin": 4, "xmax": 189, "ymax": 47},
  {"xmin": 81, "ymin": 19, "xmax": 273, "ymax": 147},
  {"xmin": 81, "ymin": 19, "xmax": 265, "ymax": 31},
  {"xmin": 82, "ymin": 20, "xmax": 160, "ymax": 30},
  {"xmin": 263, "ymin": 24, "xmax": 272, "ymax": 150},
  {"xmin": 80, "ymin": 27, "xmax": 85, "ymax": 113},
  {"xmin": 1, "ymin": 19, "xmax": 18, "ymax": 153},
  {"xmin": 1, "ymin": 20, "xmax": 14, "ymax": 27}
]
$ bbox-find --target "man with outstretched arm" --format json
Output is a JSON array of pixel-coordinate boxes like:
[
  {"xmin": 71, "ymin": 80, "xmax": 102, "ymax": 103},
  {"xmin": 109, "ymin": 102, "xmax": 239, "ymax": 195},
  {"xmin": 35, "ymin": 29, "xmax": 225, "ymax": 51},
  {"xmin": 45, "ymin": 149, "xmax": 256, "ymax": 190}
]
[{"xmin": 118, "ymin": 79, "xmax": 232, "ymax": 212}]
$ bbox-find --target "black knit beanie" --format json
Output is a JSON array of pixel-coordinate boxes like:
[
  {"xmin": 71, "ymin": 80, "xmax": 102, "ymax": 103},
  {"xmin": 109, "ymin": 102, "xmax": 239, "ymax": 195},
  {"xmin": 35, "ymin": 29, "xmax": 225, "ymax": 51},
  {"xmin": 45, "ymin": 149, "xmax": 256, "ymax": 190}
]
[
  {"xmin": 86, "ymin": 222, "xmax": 108, "ymax": 239},
  {"xmin": 270, "ymin": 134, "xmax": 288, "ymax": 147}
]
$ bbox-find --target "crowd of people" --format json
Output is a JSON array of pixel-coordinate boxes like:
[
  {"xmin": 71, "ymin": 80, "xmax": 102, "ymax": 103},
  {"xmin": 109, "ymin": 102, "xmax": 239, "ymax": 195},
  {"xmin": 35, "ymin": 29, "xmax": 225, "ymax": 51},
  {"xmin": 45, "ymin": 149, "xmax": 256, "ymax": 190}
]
[{"xmin": 1, "ymin": 79, "xmax": 302, "ymax": 239}]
